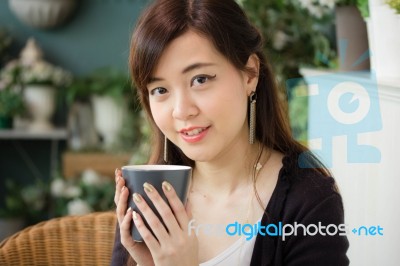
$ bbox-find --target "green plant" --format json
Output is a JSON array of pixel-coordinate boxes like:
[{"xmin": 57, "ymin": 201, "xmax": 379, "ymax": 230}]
[
  {"xmin": 357, "ymin": 0, "xmax": 370, "ymax": 17},
  {"xmin": 387, "ymin": 0, "xmax": 400, "ymax": 13},
  {"xmin": 0, "ymin": 179, "xmax": 49, "ymax": 224},
  {"xmin": 67, "ymin": 67, "xmax": 146, "ymax": 153},
  {"xmin": 297, "ymin": 0, "xmax": 365, "ymax": 18},
  {"xmin": 1, "ymin": 59, "xmax": 72, "ymax": 89},
  {"xmin": 67, "ymin": 67, "xmax": 134, "ymax": 104},
  {"xmin": 0, "ymin": 87, "xmax": 24, "ymax": 117},
  {"xmin": 335, "ymin": 0, "xmax": 357, "ymax": 5},
  {"xmin": 0, "ymin": 180, "xmax": 26, "ymax": 219},
  {"xmin": 50, "ymin": 170, "xmax": 115, "ymax": 217},
  {"xmin": 240, "ymin": 0, "xmax": 336, "ymax": 140},
  {"xmin": 242, "ymin": 0, "xmax": 336, "ymax": 81},
  {"xmin": 296, "ymin": 0, "xmax": 336, "ymax": 18},
  {"xmin": 0, "ymin": 170, "xmax": 115, "ymax": 223},
  {"xmin": 0, "ymin": 61, "xmax": 24, "ymax": 118},
  {"xmin": 0, "ymin": 29, "xmax": 12, "ymax": 66}
]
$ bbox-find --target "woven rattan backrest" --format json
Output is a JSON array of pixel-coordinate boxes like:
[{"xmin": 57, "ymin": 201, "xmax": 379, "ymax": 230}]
[{"xmin": 0, "ymin": 211, "xmax": 116, "ymax": 266}]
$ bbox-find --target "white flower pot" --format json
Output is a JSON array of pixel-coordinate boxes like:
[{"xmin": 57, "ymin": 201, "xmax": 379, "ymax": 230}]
[
  {"xmin": 23, "ymin": 85, "xmax": 56, "ymax": 132},
  {"xmin": 92, "ymin": 95, "xmax": 125, "ymax": 149},
  {"xmin": 8, "ymin": 0, "xmax": 77, "ymax": 29}
]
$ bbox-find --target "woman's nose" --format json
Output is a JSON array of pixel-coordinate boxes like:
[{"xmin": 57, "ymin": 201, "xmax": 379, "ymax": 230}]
[{"xmin": 172, "ymin": 93, "xmax": 199, "ymax": 121}]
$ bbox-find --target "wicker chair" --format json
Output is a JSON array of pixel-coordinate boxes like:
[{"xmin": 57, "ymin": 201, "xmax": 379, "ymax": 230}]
[{"xmin": 0, "ymin": 211, "xmax": 117, "ymax": 266}]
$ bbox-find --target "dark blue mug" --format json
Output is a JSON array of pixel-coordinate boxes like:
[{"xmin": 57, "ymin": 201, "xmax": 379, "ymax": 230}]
[{"xmin": 122, "ymin": 165, "xmax": 192, "ymax": 242}]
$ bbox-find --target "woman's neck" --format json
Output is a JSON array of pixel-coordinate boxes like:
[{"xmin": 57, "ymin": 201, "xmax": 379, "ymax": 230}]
[{"xmin": 192, "ymin": 140, "xmax": 263, "ymax": 198}]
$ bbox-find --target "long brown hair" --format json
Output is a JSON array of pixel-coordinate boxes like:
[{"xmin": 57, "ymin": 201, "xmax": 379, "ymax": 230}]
[
  {"xmin": 125, "ymin": 1, "xmax": 332, "ymax": 264},
  {"xmin": 129, "ymin": 0, "xmax": 329, "ymax": 175}
]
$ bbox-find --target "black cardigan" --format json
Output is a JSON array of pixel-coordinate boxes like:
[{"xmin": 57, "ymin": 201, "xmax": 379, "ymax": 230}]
[
  {"xmin": 111, "ymin": 155, "xmax": 350, "ymax": 266},
  {"xmin": 249, "ymin": 155, "xmax": 349, "ymax": 266}
]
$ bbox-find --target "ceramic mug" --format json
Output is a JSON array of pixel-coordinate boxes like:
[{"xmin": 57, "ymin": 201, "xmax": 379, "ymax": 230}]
[{"xmin": 122, "ymin": 164, "xmax": 192, "ymax": 242}]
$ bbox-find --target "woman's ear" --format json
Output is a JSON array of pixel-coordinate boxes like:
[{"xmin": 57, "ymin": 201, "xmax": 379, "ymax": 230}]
[{"xmin": 244, "ymin": 54, "xmax": 260, "ymax": 94}]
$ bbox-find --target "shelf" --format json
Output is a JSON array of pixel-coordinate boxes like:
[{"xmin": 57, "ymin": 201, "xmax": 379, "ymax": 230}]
[
  {"xmin": 62, "ymin": 152, "xmax": 132, "ymax": 178},
  {"xmin": 0, "ymin": 128, "xmax": 68, "ymax": 140}
]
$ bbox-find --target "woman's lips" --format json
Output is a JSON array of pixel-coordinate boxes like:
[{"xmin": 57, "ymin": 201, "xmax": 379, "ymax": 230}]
[{"xmin": 179, "ymin": 126, "xmax": 210, "ymax": 143}]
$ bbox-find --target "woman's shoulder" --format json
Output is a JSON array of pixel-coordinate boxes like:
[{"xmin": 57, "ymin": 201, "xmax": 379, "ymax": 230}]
[
  {"xmin": 255, "ymin": 154, "xmax": 349, "ymax": 266},
  {"xmin": 282, "ymin": 152, "xmax": 339, "ymax": 196},
  {"xmin": 270, "ymin": 152, "xmax": 344, "ymax": 220}
]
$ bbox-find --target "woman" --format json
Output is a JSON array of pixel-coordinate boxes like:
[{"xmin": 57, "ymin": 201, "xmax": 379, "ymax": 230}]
[{"xmin": 112, "ymin": 0, "xmax": 349, "ymax": 265}]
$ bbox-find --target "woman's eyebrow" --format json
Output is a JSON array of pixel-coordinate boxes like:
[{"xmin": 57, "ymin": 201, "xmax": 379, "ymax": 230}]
[
  {"xmin": 148, "ymin": 77, "xmax": 163, "ymax": 85},
  {"xmin": 148, "ymin": 62, "xmax": 215, "ymax": 85},
  {"xmin": 181, "ymin": 62, "xmax": 215, "ymax": 74}
]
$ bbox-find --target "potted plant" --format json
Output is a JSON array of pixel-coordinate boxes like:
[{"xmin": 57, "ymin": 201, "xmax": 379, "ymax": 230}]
[
  {"xmin": 68, "ymin": 67, "xmax": 141, "ymax": 150},
  {"xmin": 1, "ymin": 39, "xmax": 72, "ymax": 131}
]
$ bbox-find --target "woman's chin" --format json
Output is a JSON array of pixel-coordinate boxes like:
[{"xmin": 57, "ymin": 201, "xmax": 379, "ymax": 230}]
[{"xmin": 181, "ymin": 149, "xmax": 213, "ymax": 163}]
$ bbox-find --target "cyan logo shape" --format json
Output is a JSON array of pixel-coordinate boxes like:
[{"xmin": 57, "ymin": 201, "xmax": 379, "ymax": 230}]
[{"xmin": 287, "ymin": 71, "xmax": 382, "ymax": 168}]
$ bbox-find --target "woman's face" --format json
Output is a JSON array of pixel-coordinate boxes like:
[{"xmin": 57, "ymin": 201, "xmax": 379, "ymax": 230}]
[{"xmin": 147, "ymin": 30, "xmax": 258, "ymax": 162}]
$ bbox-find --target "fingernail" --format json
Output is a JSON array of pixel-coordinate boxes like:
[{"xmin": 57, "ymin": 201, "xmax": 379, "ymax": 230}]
[
  {"xmin": 162, "ymin": 181, "xmax": 172, "ymax": 191},
  {"xmin": 115, "ymin": 168, "xmax": 120, "ymax": 183},
  {"xmin": 132, "ymin": 211, "xmax": 138, "ymax": 220},
  {"xmin": 143, "ymin": 182, "xmax": 153, "ymax": 193},
  {"xmin": 127, "ymin": 207, "xmax": 132, "ymax": 212},
  {"xmin": 132, "ymin": 193, "xmax": 142, "ymax": 203}
]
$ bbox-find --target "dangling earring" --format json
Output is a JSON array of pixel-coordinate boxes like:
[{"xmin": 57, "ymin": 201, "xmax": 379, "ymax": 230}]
[
  {"xmin": 249, "ymin": 91, "xmax": 257, "ymax": 144},
  {"xmin": 164, "ymin": 135, "xmax": 168, "ymax": 163}
]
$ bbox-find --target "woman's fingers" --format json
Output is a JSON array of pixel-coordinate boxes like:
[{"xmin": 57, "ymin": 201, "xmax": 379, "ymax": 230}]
[
  {"xmin": 122, "ymin": 181, "xmax": 197, "ymax": 265},
  {"xmin": 142, "ymin": 182, "xmax": 181, "ymax": 235},
  {"xmin": 120, "ymin": 207, "xmax": 156, "ymax": 266},
  {"xmin": 133, "ymin": 192, "xmax": 170, "ymax": 243},
  {"xmin": 132, "ymin": 209, "xmax": 161, "ymax": 252},
  {"xmin": 120, "ymin": 207, "xmax": 136, "ymax": 249},
  {"xmin": 161, "ymin": 181, "xmax": 190, "ymax": 231},
  {"xmin": 138, "ymin": 182, "xmax": 198, "ymax": 265},
  {"xmin": 116, "ymin": 186, "xmax": 128, "ymax": 224},
  {"xmin": 114, "ymin": 169, "xmax": 125, "ymax": 205},
  {"xmin": 115, "ymin": 168, "xmax": 129, "ymax": 224}
]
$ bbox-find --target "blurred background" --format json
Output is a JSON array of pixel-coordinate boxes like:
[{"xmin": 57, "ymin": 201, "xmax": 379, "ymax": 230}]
[
  {"xmin": 0, "ymin": 0, "xmax": 150, "ymax": 236},
  {"xmin": 0, "ymin": 0, "xmax": 399, "ymax": 265}
]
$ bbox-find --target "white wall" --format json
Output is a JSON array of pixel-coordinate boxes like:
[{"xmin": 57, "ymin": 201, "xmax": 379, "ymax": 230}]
[{"xmin": 301, "ymin": 68, "xmax": 400, "ymax": 266}]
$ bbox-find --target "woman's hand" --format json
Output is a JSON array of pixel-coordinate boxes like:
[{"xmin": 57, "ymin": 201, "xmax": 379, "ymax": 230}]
[
  {"xmin": 114, "ymin": 169, "xmax": 198, "ymax": 266},
  {"xmin": 115, "ymin": 169, "xmax": 154, "ymax": 266}
]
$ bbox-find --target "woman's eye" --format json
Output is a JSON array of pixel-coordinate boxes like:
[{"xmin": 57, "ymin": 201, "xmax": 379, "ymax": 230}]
[
  {"xmin": 150, "ymin": 87, "xmax": 168, "ymax": 95},
  {"xmin": 191, "ymin": 74, "xmax": 216, "ymax": 87}
]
